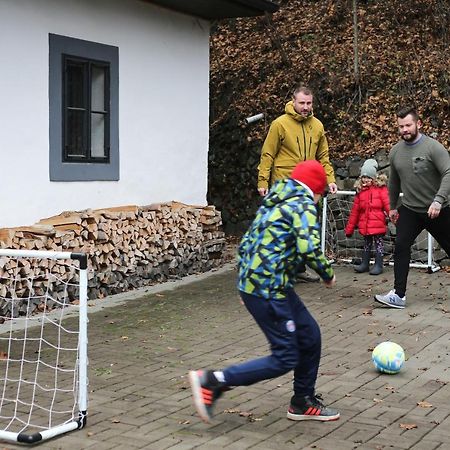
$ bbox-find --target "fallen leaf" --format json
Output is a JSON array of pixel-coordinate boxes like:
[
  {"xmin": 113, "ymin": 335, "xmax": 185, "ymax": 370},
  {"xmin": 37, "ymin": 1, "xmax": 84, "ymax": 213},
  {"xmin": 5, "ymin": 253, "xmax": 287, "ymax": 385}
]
[
  {"xmin": 417, "ymin": 401, "xmax": 433, "ymax": 408},
  {"xmin": 112, "ymin": 418, "xmax": 121, "ymax": 423},
  {"xmin": 373, "ymin": 398, "xmax": 383, "ymax": 403},
  {"xmin": 178, "ymin": 419, "xmax": 190, "ymax": 424},
  {"xmin": 248, "ymin": 416, "xmax": 263, "ymax": 422},
  {"xmin": 0, "ymin": 352, "xmax": 8, "ymax": 360},
  {"xmin": 224, "ymin": 408, "xmax": 240, "ymax": 414},
  {"xmin": 400, "ymin": 423, "xmax": 417, "ymax": 430}
]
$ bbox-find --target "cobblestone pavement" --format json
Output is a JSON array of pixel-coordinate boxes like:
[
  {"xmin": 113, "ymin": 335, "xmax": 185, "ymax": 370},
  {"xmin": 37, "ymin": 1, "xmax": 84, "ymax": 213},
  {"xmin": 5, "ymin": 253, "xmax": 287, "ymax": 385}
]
[{"xmin": 2, "ymin": 264, "xmax": 450, "ymax": 449}]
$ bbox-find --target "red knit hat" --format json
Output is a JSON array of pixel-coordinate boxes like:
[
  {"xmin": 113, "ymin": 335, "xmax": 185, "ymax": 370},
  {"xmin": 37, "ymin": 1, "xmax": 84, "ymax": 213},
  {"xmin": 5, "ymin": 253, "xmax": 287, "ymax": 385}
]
[{"xmin": 290, "ymin": 160, "xmax": 327, "ymax": 194}]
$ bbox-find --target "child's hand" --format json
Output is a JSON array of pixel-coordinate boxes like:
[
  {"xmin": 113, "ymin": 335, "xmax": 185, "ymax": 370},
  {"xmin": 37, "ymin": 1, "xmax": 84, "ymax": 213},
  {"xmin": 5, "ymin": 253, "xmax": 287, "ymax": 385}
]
[{"xmin": 389, "ymin": 209, "xmax": 399, "ymax": 224}]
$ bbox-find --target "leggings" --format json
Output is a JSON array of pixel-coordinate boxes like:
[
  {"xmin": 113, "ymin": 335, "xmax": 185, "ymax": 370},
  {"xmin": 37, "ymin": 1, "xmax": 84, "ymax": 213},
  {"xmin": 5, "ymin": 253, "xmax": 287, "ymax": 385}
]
[{"xmin": 363, "ymin": 234, "xmax": 384, "ymax": 254}]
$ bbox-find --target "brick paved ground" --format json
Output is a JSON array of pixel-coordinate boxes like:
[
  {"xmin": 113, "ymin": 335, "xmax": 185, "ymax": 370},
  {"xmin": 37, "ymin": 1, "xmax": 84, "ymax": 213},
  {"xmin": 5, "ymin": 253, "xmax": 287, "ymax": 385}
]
[{"xmin": 1, "ymin": 263, "xmax": 449, "ymax": 449}]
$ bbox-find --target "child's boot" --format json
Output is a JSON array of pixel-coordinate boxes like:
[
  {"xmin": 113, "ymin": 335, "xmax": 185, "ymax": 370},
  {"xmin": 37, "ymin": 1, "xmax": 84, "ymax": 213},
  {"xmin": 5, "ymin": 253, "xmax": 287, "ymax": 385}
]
[
  {"xmin": 354, "ymin": 251, "xmax": 370, "ymax": 273},
  {"xmin": 370, "ymin": 253, "xmax": 384, "ymax": 275}
]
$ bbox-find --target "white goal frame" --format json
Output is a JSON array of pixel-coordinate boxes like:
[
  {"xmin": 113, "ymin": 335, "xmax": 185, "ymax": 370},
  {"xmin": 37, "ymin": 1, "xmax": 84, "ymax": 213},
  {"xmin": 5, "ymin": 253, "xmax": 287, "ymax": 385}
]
[
  {"xmin": 321, "ymin": 191, "xmax": 440, "ymax": 273},
  {"xmin": 0, "ymin": 249, "xmax": 88, "ymax": 444}
]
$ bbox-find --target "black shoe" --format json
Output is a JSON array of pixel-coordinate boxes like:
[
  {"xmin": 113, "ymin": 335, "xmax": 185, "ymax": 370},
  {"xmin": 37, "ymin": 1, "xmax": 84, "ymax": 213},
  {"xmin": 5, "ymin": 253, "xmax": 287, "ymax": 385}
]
[
  {"xmin": 295, "ymin": 269, "xmax": 320, "ymax": 283},
  {"xmin": 287, "ymin": 394, "xmax": 340, "ymax": 421},
  {"xmin": 189, "ymin": 370, "xmax": 225, "ymax": 423}
]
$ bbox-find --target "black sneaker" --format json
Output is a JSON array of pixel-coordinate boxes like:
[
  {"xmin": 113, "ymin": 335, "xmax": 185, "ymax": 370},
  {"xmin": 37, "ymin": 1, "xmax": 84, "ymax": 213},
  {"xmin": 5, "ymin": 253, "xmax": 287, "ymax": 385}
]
[
  {"xmin": 295, "ymin": 269, "xmax": 320, "ymax": 283},
  {"xmin": 189, "ymin": 370, "xmax": 225, "ymax": 423},
  {"xmin": 287, "ymin": 394, "xmax": 340, "ymax": 421}
]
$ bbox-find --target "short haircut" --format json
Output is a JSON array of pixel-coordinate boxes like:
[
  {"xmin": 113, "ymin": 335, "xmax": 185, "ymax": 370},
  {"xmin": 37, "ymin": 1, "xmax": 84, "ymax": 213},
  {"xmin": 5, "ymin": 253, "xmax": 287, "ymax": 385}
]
[
  {"xmin": 293, "ymin": 85, "xmax": 313, "ymax": 98},
  {"xmin": 397, "ymin": 106, "xmax": 420, "ymax": 121}
]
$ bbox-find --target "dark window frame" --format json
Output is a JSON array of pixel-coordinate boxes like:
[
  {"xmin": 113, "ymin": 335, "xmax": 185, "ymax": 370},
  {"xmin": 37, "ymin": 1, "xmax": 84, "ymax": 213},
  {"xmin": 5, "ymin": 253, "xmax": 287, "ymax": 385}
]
[
  {"xmin": 49, "ymin": 34, "xmax": 119, "ymax": 181},
  {"xmin": 62, "ymin": 55, "xmax": 111, "ymax": 163}
]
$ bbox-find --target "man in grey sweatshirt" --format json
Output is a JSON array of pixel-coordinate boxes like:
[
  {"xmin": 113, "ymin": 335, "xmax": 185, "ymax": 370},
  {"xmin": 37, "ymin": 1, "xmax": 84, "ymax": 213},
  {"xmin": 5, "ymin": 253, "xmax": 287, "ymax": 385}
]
[{"xmin": 375, "ymin": 106, "xmax": 450, "ymax": 309}]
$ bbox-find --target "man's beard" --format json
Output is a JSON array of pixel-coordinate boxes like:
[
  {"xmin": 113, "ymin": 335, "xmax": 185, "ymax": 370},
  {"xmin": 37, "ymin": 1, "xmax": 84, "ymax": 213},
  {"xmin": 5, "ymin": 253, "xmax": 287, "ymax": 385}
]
[{"xmin": 401, "ymin": 127, "xmax": 419, "ymax": 142}]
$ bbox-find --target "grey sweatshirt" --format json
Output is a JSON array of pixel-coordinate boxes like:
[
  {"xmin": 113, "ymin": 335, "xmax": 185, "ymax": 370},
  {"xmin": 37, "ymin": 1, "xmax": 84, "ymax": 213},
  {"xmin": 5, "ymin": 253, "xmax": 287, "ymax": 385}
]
[{"xmin": 389, "ymin": 135, "xmax": 450, "ymax": 213}]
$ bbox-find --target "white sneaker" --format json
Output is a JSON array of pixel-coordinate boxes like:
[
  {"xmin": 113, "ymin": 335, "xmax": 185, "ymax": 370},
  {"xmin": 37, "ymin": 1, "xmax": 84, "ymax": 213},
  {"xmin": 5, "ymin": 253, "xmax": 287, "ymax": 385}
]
[{"xmin": 374, "ymin": 290, "xmax": 406, "ymax": 309}]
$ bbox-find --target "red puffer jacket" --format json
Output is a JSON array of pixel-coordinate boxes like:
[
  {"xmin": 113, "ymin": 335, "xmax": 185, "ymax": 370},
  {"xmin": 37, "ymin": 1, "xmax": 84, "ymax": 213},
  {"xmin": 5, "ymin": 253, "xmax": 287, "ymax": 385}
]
[{"xmin": 345, "ymin": 184, "xmax": 390, "ymax": 236}]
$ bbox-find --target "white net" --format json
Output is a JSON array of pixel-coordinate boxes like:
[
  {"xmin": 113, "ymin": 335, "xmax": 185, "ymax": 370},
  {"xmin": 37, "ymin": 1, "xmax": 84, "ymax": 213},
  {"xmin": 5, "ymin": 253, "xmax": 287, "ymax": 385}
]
[
  {"xmin": 0, "ymin": 250, "xmax": 87, "ymax": 442},
  {"xmin": 322, "ymin": 191, "xmax": 442, "ymax": 269}
]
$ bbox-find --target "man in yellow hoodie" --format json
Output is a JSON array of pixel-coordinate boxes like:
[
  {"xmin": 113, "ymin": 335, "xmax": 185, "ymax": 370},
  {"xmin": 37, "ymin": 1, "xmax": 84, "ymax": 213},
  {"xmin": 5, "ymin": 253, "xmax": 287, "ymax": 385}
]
[{"xmin": 257, "ymin": 85, "xmax": 337, "ymax": 282}]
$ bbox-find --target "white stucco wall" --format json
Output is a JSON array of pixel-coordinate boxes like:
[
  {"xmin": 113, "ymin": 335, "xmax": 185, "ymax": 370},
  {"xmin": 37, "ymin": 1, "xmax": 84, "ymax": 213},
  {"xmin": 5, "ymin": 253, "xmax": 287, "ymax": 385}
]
[{"xmin": 0, "ymin": 0, "xmax": 210, "ymax": 228}]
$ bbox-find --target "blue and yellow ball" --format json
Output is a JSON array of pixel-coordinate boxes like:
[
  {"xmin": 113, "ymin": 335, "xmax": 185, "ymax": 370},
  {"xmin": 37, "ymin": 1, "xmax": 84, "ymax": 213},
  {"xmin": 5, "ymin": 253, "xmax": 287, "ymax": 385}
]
[{"xmin": 372, "ymin": 341, "xmax": 405, "ymax": 374}]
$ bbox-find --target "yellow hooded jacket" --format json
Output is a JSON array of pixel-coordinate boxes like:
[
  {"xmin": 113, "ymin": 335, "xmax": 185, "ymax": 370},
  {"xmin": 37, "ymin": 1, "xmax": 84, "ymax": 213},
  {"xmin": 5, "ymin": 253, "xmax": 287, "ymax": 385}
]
[{"xmin": 257, "ymin": 101, "xmax": 335, "ymax": 190}]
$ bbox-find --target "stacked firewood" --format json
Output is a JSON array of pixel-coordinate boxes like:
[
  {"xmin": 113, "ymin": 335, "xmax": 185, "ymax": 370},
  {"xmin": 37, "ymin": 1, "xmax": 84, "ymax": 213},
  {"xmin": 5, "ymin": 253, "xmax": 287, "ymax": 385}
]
[{"xmin": 0, "ymin": 202, "xmax": 225, "ymax": 315}]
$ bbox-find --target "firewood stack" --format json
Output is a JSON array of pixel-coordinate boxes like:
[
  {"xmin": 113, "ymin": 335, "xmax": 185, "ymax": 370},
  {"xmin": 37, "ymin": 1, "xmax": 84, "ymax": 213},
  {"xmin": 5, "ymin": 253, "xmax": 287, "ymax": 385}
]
[{"xmin": 0, "ymin": 202, "xmax": 226, "ymax": 315}]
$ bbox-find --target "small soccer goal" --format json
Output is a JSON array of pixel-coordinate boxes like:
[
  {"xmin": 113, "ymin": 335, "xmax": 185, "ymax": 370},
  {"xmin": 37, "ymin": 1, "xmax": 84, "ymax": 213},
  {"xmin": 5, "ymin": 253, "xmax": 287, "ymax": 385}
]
[
  {"xmin": 0, "ymin": 249, "xmax": 88, "ymax": 444},
  {"xmin": 321, "ymin": 191, "xmax": 441, "ymax": 272}
]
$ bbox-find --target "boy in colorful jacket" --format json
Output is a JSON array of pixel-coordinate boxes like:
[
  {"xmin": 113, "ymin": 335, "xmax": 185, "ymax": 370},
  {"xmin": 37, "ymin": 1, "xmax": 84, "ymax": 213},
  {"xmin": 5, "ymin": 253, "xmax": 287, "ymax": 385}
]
[
  {"xmin": 189, "ymin": 160, "xmax": 339, "ymax": 424},
  {"xmin": 345, "ymin": 159, "xmax": 390, "ymax": 275}
]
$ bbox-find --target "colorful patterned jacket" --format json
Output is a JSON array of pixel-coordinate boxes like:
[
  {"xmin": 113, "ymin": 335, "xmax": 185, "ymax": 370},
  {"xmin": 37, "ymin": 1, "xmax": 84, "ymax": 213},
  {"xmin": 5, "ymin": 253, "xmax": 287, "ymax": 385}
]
[{"xmin": 237, "ymin": 178, "xmax": 334, "ymax": 299}]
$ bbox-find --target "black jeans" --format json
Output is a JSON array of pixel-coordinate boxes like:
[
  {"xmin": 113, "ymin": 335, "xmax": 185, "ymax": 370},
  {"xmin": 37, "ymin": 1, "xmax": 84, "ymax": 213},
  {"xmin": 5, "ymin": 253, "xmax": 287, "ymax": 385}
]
[{"xmin": 394, "ymin": 205, "xmax": 450, "ymax": 296}]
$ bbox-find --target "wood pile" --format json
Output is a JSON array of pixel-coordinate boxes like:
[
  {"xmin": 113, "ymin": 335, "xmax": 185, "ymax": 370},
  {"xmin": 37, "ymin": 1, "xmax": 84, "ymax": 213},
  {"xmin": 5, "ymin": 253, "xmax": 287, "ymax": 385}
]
[{"xmin": 0, "ymin": 202, "xmax": 225, "ymax": 317}]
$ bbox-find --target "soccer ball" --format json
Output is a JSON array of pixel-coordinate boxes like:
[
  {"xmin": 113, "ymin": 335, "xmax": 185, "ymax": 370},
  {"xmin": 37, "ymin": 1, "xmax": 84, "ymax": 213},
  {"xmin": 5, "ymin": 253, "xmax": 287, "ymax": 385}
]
[{"xmin": 372, "ymin": 341, "xmax": 405, "ymax": 374}]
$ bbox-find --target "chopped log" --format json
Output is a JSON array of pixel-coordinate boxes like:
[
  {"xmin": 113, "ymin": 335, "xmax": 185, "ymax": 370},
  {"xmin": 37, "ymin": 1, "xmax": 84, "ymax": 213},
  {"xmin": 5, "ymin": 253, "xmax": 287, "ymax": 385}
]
[
  {"xmin": 94, "ymin": 205, "xmax": 139, "ymax": 214},
  {"xmin": 39, "ymin": 212, "xmax": 82, "ymax": 227}
]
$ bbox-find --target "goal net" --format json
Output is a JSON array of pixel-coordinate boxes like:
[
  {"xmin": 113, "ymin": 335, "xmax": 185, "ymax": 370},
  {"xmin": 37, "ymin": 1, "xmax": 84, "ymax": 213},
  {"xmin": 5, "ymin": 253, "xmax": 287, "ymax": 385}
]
[
  {"xmin": 321, "ymin": 191, "xmax": 441, "ymax": 272},
  {"xmin": 0, "ymin": 249, "xmax": 88, "ymax": 444}
]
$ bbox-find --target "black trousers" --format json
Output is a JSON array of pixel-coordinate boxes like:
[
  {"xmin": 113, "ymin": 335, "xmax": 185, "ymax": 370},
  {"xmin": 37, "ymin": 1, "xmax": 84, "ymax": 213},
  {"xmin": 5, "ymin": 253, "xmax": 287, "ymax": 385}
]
[
  {"xmin": 224, "ymin": 290, "xmax": 321, "ymax": 398},
  {"xmin": 394, "ymin": 205, "xmax": 450, "ymax": 296}
]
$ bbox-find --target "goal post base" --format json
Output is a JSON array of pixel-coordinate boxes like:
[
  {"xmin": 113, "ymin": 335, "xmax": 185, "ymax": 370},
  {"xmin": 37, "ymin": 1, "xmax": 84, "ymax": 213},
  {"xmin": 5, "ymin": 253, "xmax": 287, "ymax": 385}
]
[
  {"xmin": 332, "ymin": 258, "xmax": 440, "ymax": 273},
  {"xmin": 427, "ymin": 265, "xmax": 441, "ymax": 274},
  {"xmin": 0, "ymin": 419, "xmax": 82, "ymax": 445}
]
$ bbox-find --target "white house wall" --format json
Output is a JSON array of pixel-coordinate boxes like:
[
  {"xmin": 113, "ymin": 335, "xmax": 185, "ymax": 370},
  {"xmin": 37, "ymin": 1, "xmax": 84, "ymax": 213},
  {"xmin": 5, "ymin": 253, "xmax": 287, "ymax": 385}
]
[{"xmin": 0, "ymin": 0, "xmax": 210, "ymax": 228}]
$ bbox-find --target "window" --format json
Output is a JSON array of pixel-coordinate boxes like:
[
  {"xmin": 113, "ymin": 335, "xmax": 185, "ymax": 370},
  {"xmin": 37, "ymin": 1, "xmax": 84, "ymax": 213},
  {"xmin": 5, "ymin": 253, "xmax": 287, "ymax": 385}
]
[
  {"xmin": 63, "ymin": 57, "xmax": 110, "ymax": 163},
  {"xmin": 49, "ymin": 34, "xmax": 119, "ymax": 181}
]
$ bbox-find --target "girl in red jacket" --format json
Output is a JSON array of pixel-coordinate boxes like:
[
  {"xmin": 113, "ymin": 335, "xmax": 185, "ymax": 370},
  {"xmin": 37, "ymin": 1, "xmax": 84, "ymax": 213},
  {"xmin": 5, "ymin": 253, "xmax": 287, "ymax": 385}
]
[{"xmin": 345, "ymin": 159, "xmax": 390, "ymax": 275}]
